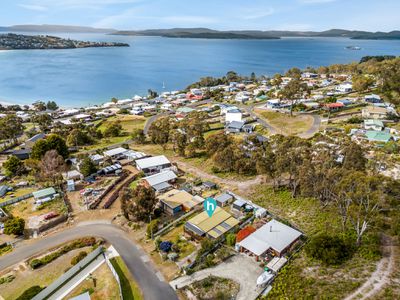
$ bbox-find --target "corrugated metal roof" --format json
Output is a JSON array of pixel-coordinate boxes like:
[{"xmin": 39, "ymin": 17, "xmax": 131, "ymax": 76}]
[
  {"xmin": 144, "ymin": 170, "xmax": 177, "ymax": 187},
  {"xmin": 136, "ymin": 155, "xmax": 171, "ymax": 169},
  {"xmin": 32, "ymin": 187, "xmax": 56, "ymax": 199},
  {"xmin": 186, "ymin": 207, "xmax": 238, "ymax": 237}
]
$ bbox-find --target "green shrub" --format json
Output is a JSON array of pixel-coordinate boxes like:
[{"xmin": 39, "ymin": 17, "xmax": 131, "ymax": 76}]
[
  {"xmin": 225, "ymin": 233, "xmax": 236, "ymax": 246},
  {"xmin": 29, "ymin": 237, "xmax": 96, "ymax": 269},
  {"xmin": 0, "ymin": 274, "xmax": 15, "ymax": 285},
  {"xmin": 4, "ymin": 217, "xmax": 25, "ymax": 236},
  {"xmin": 16, "ymin": 285, "xmax": 44, "ymax": 300},
  {"xmin": 71, "ymin": 251, "xmax": 88, "ymax": 266},
  {"xmin": 146, "ymin": 219, "xmax": 159, "ymax": 238},
  {"xmin": 306, "ymin": 234, "xmax": 354, "ymax": 265}
]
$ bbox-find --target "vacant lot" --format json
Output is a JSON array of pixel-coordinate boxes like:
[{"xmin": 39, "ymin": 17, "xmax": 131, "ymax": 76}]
[
  {"xmin": 66, "ymin": 263, "xmax": 120, "ymax": 300},
  {"xmin": 255, "ymin": 110, "xmax": 314, "ymax": 136},
  {"xmin": 98, "ymin": 115, "xmax": 146, "ymax": 133},
  {"xmin": 248, "ymin": 185, "xmax": 381, "ymax": 299}
]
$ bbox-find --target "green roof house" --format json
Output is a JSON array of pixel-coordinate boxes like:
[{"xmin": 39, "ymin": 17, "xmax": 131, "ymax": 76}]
[
  {"xmin": 32, "ymin": 187, "xmax": 57, "ymax": 200},
  {"xmin": 365, "ymin": 131, "xmax": 393, "ymax": 143}
]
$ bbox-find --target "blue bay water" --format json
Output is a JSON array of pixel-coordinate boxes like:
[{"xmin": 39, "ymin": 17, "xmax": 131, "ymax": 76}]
[{"xmin": 1, "ymin": 33, "xmax": 400, "ymax": 108}]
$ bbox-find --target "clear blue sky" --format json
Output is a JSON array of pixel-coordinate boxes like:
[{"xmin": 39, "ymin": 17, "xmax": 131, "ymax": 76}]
[{"xmin": 1, "ymin": 0, "xmax": 400, "ymax": 31}]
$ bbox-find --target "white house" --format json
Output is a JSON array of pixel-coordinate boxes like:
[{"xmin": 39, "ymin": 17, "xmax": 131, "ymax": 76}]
[
  {"xmin": 335, "ymin": 83, "xmax": 353, "ymax": 93},
  {"xmin": 237, "ymin": 219, "xmax": 302, "ymax": 259},
  {"xmin": 136, "ymin": 155, "xmax": 172, "ymax": 175},
  {"xmin": 225, "ymin": 109, "xmax": 243, "ymax": 123},
  {"xmin": 142, "ymin": 170, "xmax": 177, "ymax": 192},
  {"xmin": 364, "ymin": 119, "xmax": 384, "ymax": 131}
]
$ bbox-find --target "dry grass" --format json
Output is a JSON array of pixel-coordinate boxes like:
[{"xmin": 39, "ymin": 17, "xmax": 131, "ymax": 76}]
[{"xmin": 255, "ymin": 110, "xmax": 314, "ymax": 136}]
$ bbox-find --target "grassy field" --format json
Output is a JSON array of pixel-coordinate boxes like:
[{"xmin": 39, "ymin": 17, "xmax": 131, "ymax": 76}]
[
  {"xmin": 98, "ymin": 115, "xmax": 146, "ymax": 133},
  {"xmin": 66, "ymin": 263, "xmax": 120, "ymax": 300},
  {"xmin": 0, "ymin": 247, "xmax": 93, "ymax": 300},
  {"xmin": 4, "ymin": 197, "xmax": 67, "ymax": 221},
  {"xmin": 0, "ymin": 187, "xmax": 36, "ymax": 203},
  {"xmin": 109, "ymin": 256, "xmax": 143, "ymax": 300},
  {"xmin": 254, "ymin": 110, "xmax": 314, "ymax": 136},
  {"xmin": 249, "ymin": 185, "xmax": 381, "ymax": 300}
]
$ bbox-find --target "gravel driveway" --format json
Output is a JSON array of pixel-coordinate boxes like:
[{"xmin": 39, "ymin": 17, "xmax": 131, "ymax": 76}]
[{"xmin": 170, "ymin": 254, "xmax": 264, "ymax": 300}]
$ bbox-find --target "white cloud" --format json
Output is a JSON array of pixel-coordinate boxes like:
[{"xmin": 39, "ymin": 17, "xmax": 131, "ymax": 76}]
[
  {"xmin": 18, "ymin": 4, "xmax": 48, "ymax": 11},
  {"xmin": 162, "ymin": 16, "xmax": 217, "ymax": 24},
  {"xmin": 241, "ymin": 8, "xmax": 275, "ymax": 20}
]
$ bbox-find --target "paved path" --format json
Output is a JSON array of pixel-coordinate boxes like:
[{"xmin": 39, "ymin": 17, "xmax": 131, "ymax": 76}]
[
  {"xmin": 298, "ymin": 114, "xmax": 321, "ymax": 138},
  {"xmin": 170, "ymin": 254, "xmax": 263, "ymax": 300},
  {"xmin": 0, "ymin": 222, "xmax": 178, "ymax": 300},
  {"xmin": 143, "ymin": 112, "xmax": 172, "ymax": 135}
]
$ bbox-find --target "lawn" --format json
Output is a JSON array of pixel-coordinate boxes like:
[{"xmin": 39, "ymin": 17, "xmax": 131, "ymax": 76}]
[
  {"xmin": 0, "ymin": 246, "xmax": 93, "ymax": 300},
  {"xmin": 161, "ymin": 225, "xmax": 196, "ymax": 259},
  {"xmin": 254, "ymin": 110, "xmax": 314, "ymax": 136},
  {"xmin": 65, "ymin": 263, "xmax": 120, "ymax": 300},
  {"xmin": 4, "ymin": 197, "xmax": 67, "ymax": 221},
  {"xmin": 0, "ymin": 187, "xmax": 36, "ymax": 204},
  {"xmin": 249, "ymin": 185, "xmax": 381, "ymax": 300},
  {"xmin": 110, "ymin": 256, "xmax": 143, "ymax": 300}
]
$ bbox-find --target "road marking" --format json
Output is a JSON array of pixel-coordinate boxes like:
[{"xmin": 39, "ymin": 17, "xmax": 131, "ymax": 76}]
[
  {"xmin": 141, "ymin": 255, "xmax": 150, "ymax": 263},
  {"xmin": 156, "ymin": 271, "xmax": 165, "ymax": 282}
]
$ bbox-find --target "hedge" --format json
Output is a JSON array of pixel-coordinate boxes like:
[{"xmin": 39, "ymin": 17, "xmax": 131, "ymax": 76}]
[{"xmin": 29, "ymin": 237, "xmax": 96, "ymax": 269}]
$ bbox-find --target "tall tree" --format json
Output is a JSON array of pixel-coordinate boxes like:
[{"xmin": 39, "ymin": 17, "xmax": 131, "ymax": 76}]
[
  {"xmin": 121, "ymin": 185, "xmax": 157, "ymax": 222},
  {"xmin": 40, "ymin": 150, "xmax": 66, "ymax": 185}
]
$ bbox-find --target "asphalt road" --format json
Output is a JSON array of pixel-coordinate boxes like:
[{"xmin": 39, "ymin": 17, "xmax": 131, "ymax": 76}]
[{"xmin": 0, "ymin": 222, "xmax": 178, "ymax": 300}]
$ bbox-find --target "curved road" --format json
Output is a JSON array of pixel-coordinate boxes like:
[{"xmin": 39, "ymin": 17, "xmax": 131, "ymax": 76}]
[{"xmin": 0, "ymin": 222, "xmax": 178, "ymax": 300}]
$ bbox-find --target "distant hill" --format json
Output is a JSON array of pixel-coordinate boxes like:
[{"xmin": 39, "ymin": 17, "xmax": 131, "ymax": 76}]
[
  {"xmin": 1, "ymin": 25, "xmax": 399, "ymax": 40},
  {"xmin": 111, "ymin": 28, "xmax": 400, "ymax": 40},
  {"xmin": 0, "ymin": 24, "xmax": 116, "ymax": 33}
]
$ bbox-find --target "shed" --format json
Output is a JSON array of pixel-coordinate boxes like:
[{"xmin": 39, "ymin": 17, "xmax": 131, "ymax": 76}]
[
  {"xmin": 67, "ymin": 180, "xmax": 75, "ymax": 192},
  {"xmin": 215, "ymin": 193, "xmax": 233, "ymax": 207}
]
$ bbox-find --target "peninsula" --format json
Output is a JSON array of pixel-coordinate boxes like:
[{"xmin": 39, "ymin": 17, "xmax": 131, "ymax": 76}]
[{"xmin": 0, "ymin": 33, "xmax": 129, "ymax": 50}]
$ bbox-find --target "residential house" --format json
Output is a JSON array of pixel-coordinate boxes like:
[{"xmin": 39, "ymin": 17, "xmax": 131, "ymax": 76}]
[
  {"xmin": 365, "ymin": 131, "xmax": 393, "ymax": 143},
  {"xmin": 226, "ymin": 121, "xmax": 245, "ymax": 134},
  {"xmin": 21, "ymin": 133, "xmax": 46, "ymax": 150},
  {"xmin": 63, "ymin": 170, "xmax": 84, "ymax": 181},
  {"xmin": 33, "ymin": 187, "xmax": 58, "ymax": 204},
  {"xmin": 184, "ymin": 207, "xmax": 239, "ymax": 239},
  {"xmin": 141, "ymin": 170, "xmax": 177, "ymax": 193},
  {"xmin": 365, "ymin": 94, "xmax": 382, "ymax": 104},
  {"xmin": 135, "ymin": 155, "xmax": 172, "ymax": 175},
  {"xmin": 364, "ymin": 119, "xmax": 384, "ymax": 131},
  {"xmin": 89, "ymin": 154, "xmax": 104, "ymax": 165},
  {"xmin": 266, "ymin": 99, "xmax": 281, "ymax": 109},
  {"xmin": 362, "ymin": 106, "xmax": 388, "ymax": 119},
  {"xmin": 225, "ymin": 109, "xmax": 243, "ymax": 123},
  {"xmin": 337, "ymin": 99, "xmax": 353, "ymax": 106},
  {"xmin": 0, "ymin": 185, "xmax": 11, "ymax": 197},
  {"xmin": 158, "ymin": 189, "xmax": 204, "ymax": 216},
  {"xmin": 237, "ymin": 219, "xmax": 302, "ymax": 259},
  {"xmin": 324, "ymin": 103, "xmax": 344, "ymax": 111},
  {"xmin": 335, "ymin": 83, "xmax": 353, "ymax": 93}
]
